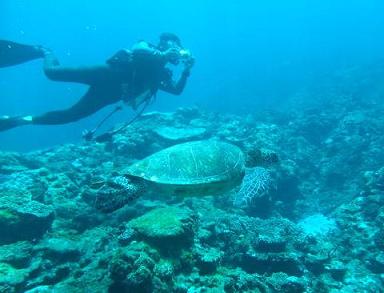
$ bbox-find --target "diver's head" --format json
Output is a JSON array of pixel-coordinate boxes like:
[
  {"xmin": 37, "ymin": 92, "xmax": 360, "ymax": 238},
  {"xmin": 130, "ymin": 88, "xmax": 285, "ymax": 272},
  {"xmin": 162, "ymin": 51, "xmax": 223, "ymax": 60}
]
[
  {"xmin": 158, "ymin": 32, "xmax": 182, "ymax": 51},
  {"xmin": 158, "ymin": 33, "xmax": 187, "ymax": 65}
]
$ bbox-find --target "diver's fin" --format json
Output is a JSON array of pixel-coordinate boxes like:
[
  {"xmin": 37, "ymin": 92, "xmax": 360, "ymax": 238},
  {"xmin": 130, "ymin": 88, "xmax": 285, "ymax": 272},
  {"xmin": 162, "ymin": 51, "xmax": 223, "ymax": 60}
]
[
  {"xmin": 0, "ymin": 116, "xmax": 31, "ymax": 132},
  {"xmin": 0, "ymin": 40, "xmax": 44, "ymax": 68}
]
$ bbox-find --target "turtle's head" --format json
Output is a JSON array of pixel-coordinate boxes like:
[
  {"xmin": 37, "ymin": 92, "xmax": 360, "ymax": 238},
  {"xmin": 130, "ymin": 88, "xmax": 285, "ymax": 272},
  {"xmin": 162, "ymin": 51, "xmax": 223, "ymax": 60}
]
[
  {"xmin": 94, "ymin": 176, "xmax": 145, "ymax": 213},
  {"xmin": 245, "ymin": 148, "xmax": 279, "ymax": 168}
]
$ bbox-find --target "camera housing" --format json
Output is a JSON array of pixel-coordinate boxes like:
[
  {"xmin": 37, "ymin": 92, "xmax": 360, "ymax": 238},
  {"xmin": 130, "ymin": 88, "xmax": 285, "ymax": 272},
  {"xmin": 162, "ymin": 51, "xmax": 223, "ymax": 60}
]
[{"xmin": 179, "ymin": 49, "xmax": 191, "ymax": 59}]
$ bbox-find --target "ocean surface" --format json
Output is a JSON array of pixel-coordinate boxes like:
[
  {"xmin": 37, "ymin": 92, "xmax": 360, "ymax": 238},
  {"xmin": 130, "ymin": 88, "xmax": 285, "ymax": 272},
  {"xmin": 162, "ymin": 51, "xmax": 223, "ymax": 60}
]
[{"xmin": 1, "ymin": 1, "xmax": 384, "ymax": 292}]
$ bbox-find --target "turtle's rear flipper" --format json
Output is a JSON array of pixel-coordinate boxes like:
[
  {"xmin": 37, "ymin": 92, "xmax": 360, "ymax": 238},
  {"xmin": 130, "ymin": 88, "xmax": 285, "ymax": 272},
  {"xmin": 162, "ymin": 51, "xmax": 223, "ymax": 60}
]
[{"xmin": 0, "ymin": 40, "xmax": 45, "ymax": 68}]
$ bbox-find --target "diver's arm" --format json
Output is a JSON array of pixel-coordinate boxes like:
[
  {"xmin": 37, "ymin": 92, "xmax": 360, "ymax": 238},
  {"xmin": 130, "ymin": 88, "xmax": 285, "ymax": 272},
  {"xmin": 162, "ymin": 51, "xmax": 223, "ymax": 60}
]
[
  {"xmin": 160, "ymin": 57, "xmax": 194, "ymax": 95},
  {"xmin": 159, "ymin": 69, "xmax": 190, "ymax": 95}
]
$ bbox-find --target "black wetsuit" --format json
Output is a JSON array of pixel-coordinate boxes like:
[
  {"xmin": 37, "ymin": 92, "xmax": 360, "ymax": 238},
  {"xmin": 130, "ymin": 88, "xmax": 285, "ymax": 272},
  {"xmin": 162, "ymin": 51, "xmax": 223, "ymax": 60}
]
[
  {"xmin": 33, "ymin": 44, "xmax": 189, "ymax": 125},
  {"xmin": 0, "ymin": 40, "xmax": 190, "ymax": 131}
]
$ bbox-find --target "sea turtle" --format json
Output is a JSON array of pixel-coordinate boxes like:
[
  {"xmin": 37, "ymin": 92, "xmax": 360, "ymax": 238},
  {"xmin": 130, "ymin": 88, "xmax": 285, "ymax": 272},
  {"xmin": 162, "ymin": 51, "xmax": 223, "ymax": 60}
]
[{"xmin": 92, "ymin": 140, "xmax": 246, "ymax": 212}]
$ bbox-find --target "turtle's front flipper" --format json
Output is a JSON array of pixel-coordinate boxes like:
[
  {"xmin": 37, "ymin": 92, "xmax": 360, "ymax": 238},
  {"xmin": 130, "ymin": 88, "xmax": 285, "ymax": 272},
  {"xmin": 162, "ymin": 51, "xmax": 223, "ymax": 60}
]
[
  {"xmin": 0, "ymin": 40, "xmax": 45, "ymax": 68},
  {"xmin": 94, "ymin": 176, "xmax": 143, "ymax": 213}
]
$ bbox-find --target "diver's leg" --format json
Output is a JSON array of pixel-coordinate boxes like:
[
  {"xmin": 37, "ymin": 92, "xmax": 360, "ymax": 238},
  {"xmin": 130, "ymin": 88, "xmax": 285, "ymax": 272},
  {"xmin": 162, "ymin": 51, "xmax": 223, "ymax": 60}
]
[
  {"xmin": 0, "ymin": 83, "xmax": 120, "ymax": 132},
  {"xmin": 0, "ymin": 40, "xmax": 45, "ymax": 68},
  {"xmin": 43, "ymin": 52, "xmax": 112, "ymax": 85},
  {"xmin": 32, "ymin": 86, "xmax": 119, "ymax": 125},
  {"xmin": 0, "ymin": 87, "xmax": 113, "ymax": 132}
]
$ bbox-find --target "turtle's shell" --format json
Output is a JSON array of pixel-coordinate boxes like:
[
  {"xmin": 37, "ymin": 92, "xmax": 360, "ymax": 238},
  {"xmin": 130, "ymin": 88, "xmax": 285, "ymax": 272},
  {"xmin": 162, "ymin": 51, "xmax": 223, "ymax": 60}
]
[{"xmin": 124, "ymin": 140, "xmax": 245, "ymax": 195}]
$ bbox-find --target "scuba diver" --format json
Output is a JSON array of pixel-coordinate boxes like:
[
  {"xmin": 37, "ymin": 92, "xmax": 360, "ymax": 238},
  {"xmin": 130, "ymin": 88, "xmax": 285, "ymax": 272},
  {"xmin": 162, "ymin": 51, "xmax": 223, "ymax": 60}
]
[{"xmin": 0, "ymin": 33, "xmax": 194, "ymax": 134}]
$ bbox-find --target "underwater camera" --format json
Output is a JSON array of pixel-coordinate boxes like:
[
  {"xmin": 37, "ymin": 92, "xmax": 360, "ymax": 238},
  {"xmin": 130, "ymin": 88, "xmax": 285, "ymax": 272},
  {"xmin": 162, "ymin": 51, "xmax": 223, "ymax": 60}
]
[{"xmin": 179, "ymin": 49, "xmax": 192, "ymax": 60}]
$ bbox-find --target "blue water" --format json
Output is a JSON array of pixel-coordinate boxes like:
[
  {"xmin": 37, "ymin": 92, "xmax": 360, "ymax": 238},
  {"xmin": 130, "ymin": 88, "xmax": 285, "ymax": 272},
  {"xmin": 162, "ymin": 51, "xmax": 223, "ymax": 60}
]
[{"xmin": 1, "ymin": 0, "xmax": 384, "ymax": 151}]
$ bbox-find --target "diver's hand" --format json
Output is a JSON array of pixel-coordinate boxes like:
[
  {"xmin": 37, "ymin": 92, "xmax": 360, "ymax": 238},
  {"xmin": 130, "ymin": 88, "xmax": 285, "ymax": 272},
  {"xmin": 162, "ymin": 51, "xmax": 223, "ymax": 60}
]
[
  {"xmin": 184, "ymin": 56, "xmax": 195, "ymax": 70},
  {"xmin": 182, "ymin": 56, "xmax": 195, "ymax": 76},
  {"xmin": 161, "ymin": 48, "xmax": 180, "ymax": 61}
]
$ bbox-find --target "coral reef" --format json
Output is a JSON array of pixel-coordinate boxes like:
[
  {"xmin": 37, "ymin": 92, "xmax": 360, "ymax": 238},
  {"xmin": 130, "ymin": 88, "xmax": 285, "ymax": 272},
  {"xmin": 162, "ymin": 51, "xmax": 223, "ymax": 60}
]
[{"xmin": 1, "ymin": 91, "xmax": 384, "ymax": 291}]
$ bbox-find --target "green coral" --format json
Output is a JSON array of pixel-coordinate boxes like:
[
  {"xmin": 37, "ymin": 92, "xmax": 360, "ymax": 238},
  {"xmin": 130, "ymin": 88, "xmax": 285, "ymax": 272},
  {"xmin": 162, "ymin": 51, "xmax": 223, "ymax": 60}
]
[
  {"xmin": 129, "ymin": 206, "xmax": 195, "ymax": 240},
  {"xmin": 0, "ymin": 262, "xmax": 28, "ymax": 287},
  {"xmin": 0, "ymin": 209, "xmax": 18, "ymax": 223}
]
